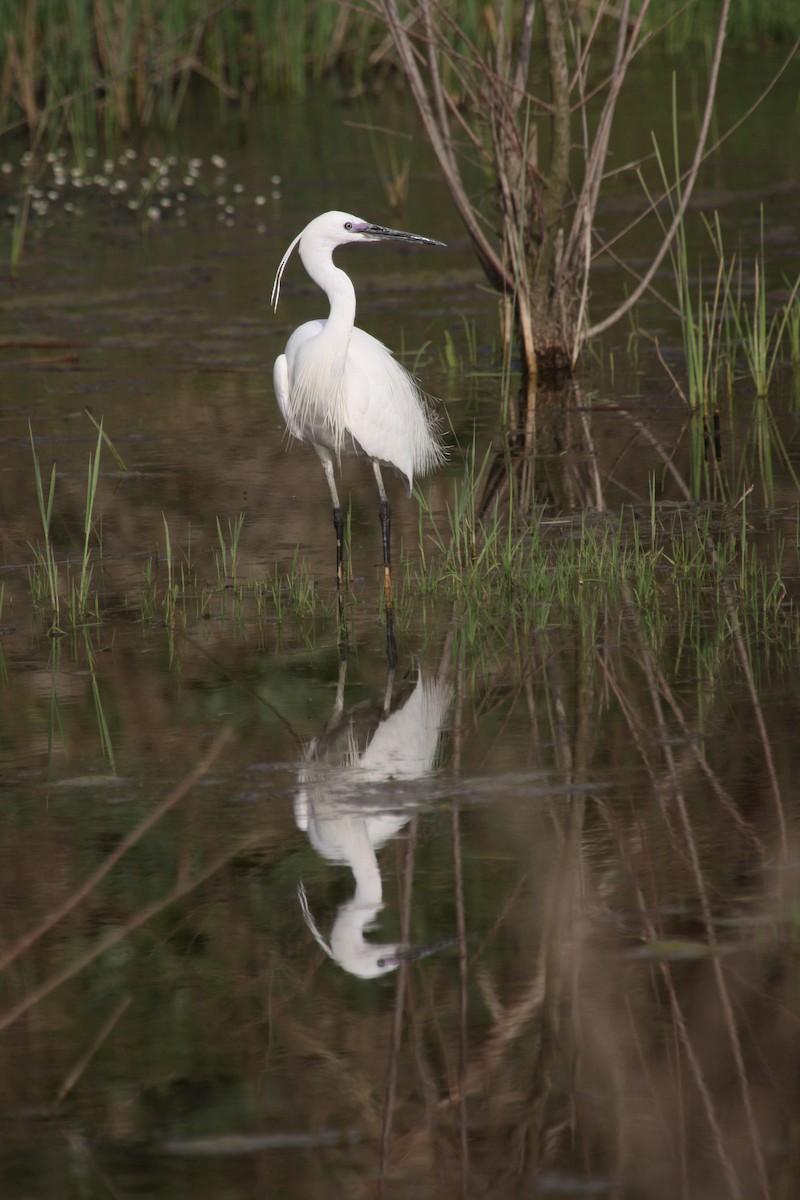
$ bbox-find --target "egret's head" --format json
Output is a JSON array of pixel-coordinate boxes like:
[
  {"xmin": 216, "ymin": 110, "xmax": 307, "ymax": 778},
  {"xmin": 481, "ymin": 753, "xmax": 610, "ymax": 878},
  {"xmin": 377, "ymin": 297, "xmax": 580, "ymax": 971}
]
[
  {"xmin": 303, "ymin": 209, "xmax": 444, "ymax": 252},
  {"xmin": 271, "ymin": 209, "xmax": 444, "ymax": 311}
]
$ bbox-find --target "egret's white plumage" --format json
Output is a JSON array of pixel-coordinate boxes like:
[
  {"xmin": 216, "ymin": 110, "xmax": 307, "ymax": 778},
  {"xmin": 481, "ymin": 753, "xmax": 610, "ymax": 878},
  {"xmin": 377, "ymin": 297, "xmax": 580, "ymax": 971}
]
[{"xmin": 271, "ymin": 210, "xmax": 445, "ymax": 496}]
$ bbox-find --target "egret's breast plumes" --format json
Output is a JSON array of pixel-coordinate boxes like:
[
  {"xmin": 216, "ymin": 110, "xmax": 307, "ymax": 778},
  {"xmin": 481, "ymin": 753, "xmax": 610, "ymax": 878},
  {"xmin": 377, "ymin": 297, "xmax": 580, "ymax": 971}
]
[{"xmin": 284, "ymin": 321, "xmax": 445, "ymax": 494}]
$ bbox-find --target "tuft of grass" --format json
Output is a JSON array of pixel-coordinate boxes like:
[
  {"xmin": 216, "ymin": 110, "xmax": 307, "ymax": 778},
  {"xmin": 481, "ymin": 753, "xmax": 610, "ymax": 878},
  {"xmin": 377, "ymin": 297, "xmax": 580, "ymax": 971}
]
[
  {"xmin": 648, "ymin": 112, "xmax": 731, "ymax": 501},
  {"xmin": 214, "ymin": 513, "xmax": 245, "ymax": 591},
  {"xmin": 647, "ymin": 0, "xmax": 800, "ymax": 49},
  {"xmin": 286, "ymin": 548, "xmax": 317, "ymax": 619},
  {"xmin": 1, "ymin": 0, "xmax": 797, "ymax": 178},
  {"xmin": 70, "ymin": 420, "xmax": 104, "ymax": 625},
  {"xmin": 83, "ymin": 630, "xmax": 116, "ymax": 773},
  {"xmin": 29, "ymin": 420, "xmax": 109, "ymax": 634},
  {"xmin": 728, "ymin": 209, "xmax": 800, "ymax": 400},
  {"xmin": 140, "ymin": 556, "xmax": 157, "ymax": 622},
  {"xmin": 161, "ymin": 514, "xmax": 178, "ymax": 629},
  {"xmin": 440, "ymin": 313, "xmax": 480, "ymax": 377},
  {"xmin": 0, "ymin": 1, "xmax": 382, "ymax": 142},
  {"xmin": 646, "ymin": 121, "xmax": 800, "ymax": 508},
  {"xmin": 28, "ymin": 424, "xmax": 63, "ymax": 635},
  {"xmin": 407, "ymin": 484, "xmax": 796, "ymax": 674},
  {"xmin": 358, "ymin": 105, "xmax": 412, "ymax": 212},
  {"xmin": 417, "ymin": 440, "xmax": 493, "ymax": 576},
  {"xmin": 787, "ymin": 296, "xmax": 800, "ymax": 371}
]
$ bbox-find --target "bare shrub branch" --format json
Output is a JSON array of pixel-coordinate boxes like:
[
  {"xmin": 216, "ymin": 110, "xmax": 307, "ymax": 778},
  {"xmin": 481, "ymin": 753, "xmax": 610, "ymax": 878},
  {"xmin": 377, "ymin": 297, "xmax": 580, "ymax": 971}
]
[{"xmin": 369, "ymin": 0, "xmax": 734, "ymax": 381}]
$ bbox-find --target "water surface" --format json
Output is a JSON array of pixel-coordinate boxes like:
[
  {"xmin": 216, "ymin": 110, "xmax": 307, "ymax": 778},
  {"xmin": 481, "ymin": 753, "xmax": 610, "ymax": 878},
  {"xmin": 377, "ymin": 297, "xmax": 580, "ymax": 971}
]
[{"xmin": 1, "ymin": 52, "xmax": 799, "ymax": 1199}]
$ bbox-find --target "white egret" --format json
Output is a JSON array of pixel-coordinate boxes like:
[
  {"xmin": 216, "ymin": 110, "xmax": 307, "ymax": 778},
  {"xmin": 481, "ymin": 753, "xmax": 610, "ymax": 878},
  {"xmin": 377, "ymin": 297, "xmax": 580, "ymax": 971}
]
[{"xmin": 271, "ymin": 210, "xmax": 446, "ymax": 660}]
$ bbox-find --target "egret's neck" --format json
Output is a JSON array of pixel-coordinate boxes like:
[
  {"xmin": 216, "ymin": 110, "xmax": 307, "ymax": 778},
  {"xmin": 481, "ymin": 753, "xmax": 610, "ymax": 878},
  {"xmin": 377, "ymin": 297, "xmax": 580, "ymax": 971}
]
[{"xmin": 300, "ymin": 247, "xmax": 356, "ymax": 347}]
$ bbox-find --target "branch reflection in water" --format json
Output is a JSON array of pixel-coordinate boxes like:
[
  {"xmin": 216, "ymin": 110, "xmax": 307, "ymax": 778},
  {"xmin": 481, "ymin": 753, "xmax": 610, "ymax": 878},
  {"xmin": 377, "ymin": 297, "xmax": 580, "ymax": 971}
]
[{"xmin": 294, "ymin": 661, "xmax": 453, "ymax": 978}]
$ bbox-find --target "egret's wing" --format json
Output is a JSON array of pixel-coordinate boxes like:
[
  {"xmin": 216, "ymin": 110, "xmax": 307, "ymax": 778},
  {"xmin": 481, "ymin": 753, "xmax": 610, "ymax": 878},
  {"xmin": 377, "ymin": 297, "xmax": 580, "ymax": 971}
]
[
  {"xmin": 276, "ymin": 320, "xmax": 328, "ymax": 443},
  {"xmin": 273, "ymin": 353, "xmax": 297, "ymax": 437},
  {"xmin": 277, "ymin": 322, "xmax": 444, "ymax": 482},
  {"xmin": 284, "ymin": 319, "xmax": 326, "ymax": 366},
  {"xmin": 343, "ymin": 329, "xmax": 444, "ymax": 490}
]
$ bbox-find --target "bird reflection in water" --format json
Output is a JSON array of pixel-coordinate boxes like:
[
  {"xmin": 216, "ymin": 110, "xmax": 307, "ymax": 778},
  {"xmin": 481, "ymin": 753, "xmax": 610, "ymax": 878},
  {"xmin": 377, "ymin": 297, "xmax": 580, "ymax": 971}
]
[{"xmin": 295, "ymin": 663, "xmax": 453, "ymax": 979}]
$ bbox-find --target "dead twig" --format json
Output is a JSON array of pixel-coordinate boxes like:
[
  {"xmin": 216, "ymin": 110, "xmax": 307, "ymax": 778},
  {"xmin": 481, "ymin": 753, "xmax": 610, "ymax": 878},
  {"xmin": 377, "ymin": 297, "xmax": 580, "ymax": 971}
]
[
  {"xmin": 53, "ymin": 994, "xmax": 132, "ymax": 1106},
  {"xmin": 0, "ymin": 725, "xmax": 235, "ymax": 976}
]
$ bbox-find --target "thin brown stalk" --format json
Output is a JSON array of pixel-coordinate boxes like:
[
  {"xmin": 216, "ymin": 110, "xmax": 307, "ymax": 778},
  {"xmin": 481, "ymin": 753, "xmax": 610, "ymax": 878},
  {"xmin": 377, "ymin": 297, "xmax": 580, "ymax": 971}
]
[
  {"xmin": 538, "ymin": 0, "xmax": 572, "ymax": 254},
  {"xmin": 716, "ymin": 577, "xmax": 787, "ymax": 857},
  {"xmin": 620, "ymin": 408, "xmax": 787, "ymax": 857},
  {"xmin": 565, "ymin": 0, "xmax": 653, "ymax": 354},
  {"xmin": 0, "ymin": 725, "xmax": 234, "ymax": 975},
  {"xmin": 0, "ymin": 0, "xmax": 241, "ymax": 141},
  {"xmin": 0, "ymin": 827, "xmax": 262, "ymax": 1036},
  {"xmin": 567, "ymin": 0, "xmax": 613, "ymax": 93},
  {"xmin": 374, "ymin": 0, "xmax": 510, "ymax": 290},
  {"xmin": 578, "ymin": 36, "xmax": 798, "ymax": 302},
  {"xmin": 59, "ymin": 1127, "xmax": 126, "ymax": 1200},
  {"xmin": 632, "ymin": 604, "xmax": 771, "ymax": 1200},
  {"xmin": 452, "ymin": 802, "xmax": 469, "ymax": 1195},
  {"xmin": 511, "ymin": 0, "xmax": 536, "ymax": 103},
  {"xmin": 584, "ymin": 0, "xmax": 731, "ymax": 343},
  {"xmin": 446, "ymin": 645, "xmax": 469, "ymax": 1190},
  {"xmin": 379, "ymin": 818, "xmax": 418, "ymax": 1182},
  {"xmin": 567, "ymin": 0, "xmax": 644, "ymax": 269},
  {"xmin": 420, "ymin": 2, "xmax": 453, "ymax": 167},
  {"xmin": 54, "ymin": 994, "xmax": 132, "ymax": 1105},
  {"xmin": 654, "ymin": 664, "xmax": 766, "ymax": 853},
  {"xmin": 420, "ymin": 0, "xmax": 551, "ymax": 116}
]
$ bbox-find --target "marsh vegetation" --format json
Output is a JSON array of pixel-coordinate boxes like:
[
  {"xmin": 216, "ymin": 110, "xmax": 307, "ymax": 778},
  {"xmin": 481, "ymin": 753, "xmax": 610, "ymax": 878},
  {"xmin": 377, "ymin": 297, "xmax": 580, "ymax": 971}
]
[{"xmin": 1, "ymin": 6, "xmax": 799, "ymax": 1198}]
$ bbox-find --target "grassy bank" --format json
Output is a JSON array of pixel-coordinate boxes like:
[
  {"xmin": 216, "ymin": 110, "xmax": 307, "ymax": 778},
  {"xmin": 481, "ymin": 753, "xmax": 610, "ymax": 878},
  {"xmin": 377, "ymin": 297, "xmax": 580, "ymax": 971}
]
[
  {"xmin": 651, "ymin": 0, "xmax": 800, "ymax": 50},
  {"xmin": 20, "ymin": 417, "xmax": 799, "ymax": 678},
  {"xmin": 1, "ymin": 0, "xmax": 798, "ymax": 142}
]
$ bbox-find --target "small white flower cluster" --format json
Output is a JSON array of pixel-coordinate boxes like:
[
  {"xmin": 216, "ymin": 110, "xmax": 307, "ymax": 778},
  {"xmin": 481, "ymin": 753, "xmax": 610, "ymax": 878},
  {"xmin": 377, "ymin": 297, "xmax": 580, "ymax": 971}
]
[{"xmin": 2, "ymin": 145, "xmax": 283, "ymax": 233}]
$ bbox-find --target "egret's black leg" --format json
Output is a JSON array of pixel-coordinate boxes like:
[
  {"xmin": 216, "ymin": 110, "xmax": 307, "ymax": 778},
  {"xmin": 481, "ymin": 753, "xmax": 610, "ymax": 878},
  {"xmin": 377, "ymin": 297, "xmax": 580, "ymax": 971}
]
[
  {"xmin": 333, "ymin": 503, "xmax": 348, "ymax": 660},
  {"xmin": 373, "ymin": 462, "xmax": 396, "ymax": 670},
  {"xmin": 373, "ymin": 463, "xmax": 393, "ymax": 613},
  {"xmin": 385, "ymin": 603, "xmax": 398, "ymax": 670},
  {"xmin": 379, "ymin": 497, "xmax": 392, "ymax": 596},
  {"xmin": 322, "ymin": 455, "xmax": 348, "ymax": 659},
  {"xmin": 333, "ymin": 504, "xmax": 345, "ymax": 592},
  {"xmin": 380, "ymin": 500, "xmax": 397, "ymax": 668}
]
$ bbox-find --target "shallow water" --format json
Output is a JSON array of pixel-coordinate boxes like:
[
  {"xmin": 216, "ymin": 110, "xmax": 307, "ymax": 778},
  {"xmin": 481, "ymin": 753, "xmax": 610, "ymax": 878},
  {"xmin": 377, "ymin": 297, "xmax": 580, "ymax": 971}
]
[{"xmin": 1, "ymin": 51, "xmax": 800, "ymax": 1199}]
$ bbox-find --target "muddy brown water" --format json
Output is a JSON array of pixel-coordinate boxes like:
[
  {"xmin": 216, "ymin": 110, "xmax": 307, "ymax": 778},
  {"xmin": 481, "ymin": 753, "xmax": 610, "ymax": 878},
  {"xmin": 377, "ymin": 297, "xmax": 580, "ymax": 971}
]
[{"xmin": 1, "ymin": 53, "xmax": 799, "ymax": 1199}]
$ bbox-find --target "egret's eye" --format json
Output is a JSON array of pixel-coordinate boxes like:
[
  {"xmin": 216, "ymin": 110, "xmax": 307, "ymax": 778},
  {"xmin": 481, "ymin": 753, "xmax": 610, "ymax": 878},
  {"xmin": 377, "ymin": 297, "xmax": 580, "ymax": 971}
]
[{"xmin": 344, "ymin": 221, "xmax": 353, "ymax": 231}]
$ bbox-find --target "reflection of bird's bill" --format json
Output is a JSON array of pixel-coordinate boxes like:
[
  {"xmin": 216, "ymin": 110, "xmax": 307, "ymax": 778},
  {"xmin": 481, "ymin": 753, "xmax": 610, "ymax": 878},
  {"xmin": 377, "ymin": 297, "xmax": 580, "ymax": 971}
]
[
  {"xmin": 376, "ymin": 936, "xmax": 460, "ymax": 971},
  {"xmin": 298, "ymin": 883, "xmax": 460, "ymax": 978},
  {"xmin": 357, "ymin": 221, "xmax": 446, "ymax": 249}
]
